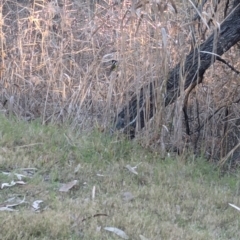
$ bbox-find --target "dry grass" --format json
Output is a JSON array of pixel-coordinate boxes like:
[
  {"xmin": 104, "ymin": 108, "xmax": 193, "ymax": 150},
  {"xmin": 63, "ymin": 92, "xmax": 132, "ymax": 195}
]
[
  {"xmin": 1, "ymin": 0, "xmax": 240, "ymax": 164},
  {"xmin": 1, "ymin": 2, "xmax": 240, "ymax": 238},
  {"xmin": 1, "ymin": 114, "xmax": 240, "ymax": 239}
]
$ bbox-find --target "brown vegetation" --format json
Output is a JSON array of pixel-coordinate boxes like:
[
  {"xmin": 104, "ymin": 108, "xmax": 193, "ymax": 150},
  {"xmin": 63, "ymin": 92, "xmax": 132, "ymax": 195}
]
[{"xmin": 1, "ymin": 0, "xmax": 240, "ymax": 166}]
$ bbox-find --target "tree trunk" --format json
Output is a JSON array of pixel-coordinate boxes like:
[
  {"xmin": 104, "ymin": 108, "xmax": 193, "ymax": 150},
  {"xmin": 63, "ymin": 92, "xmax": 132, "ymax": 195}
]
[
  {"xmin": 165, "ymin": 2, "xmax": 240, "ymax": 106},
  {"xmin": 115, "ymin": 2, "xmax": 240, "ymax": 138}
]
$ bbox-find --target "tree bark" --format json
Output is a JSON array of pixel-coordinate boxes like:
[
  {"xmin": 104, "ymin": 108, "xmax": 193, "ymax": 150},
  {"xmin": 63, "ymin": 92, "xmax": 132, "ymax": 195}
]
[
  {"xmin": 165, "ymin": 1, "xmax": 240, "ymax": 106},
  {"xmin": 115, "ymin": 2, "xmax": 240, "ymax": 138}
]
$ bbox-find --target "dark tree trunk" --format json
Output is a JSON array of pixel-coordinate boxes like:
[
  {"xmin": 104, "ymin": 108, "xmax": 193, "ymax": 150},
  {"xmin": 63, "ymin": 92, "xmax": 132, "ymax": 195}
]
[
  {"xmin": 115, "ymin": 2, "xmax": 240, "ymax": 138},
  {"xmin": 165, "ymin": 1, "xmax": 240, "ymax": 106}
]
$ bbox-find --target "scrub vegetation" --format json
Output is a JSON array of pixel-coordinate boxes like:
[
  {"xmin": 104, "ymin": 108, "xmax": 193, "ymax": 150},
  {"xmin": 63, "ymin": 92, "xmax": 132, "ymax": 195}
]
[
  {"xmin": 1, "ymin": 115, "xmax": 240, "ymax": 239},
  {"xmin": 1, "ymin": 1, "xmax": 240, "ymax": 239}
]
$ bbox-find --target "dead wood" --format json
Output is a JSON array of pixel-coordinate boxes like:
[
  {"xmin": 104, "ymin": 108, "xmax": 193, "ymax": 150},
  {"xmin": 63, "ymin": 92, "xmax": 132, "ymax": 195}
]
[{"xmin": 115, "ymin": 2, "xmax": 240, "ymax": 138}]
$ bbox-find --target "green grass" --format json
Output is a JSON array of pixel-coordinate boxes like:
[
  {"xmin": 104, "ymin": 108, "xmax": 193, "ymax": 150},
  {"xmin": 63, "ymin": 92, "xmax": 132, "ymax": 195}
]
[{"xmin": 0, "ymin": 114, "xmax": 240, "ymax": 240}]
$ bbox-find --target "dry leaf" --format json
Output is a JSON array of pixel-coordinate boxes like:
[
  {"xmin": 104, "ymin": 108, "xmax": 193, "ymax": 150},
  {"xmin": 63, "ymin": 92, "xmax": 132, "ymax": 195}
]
[
  {"xmin": 2, "ymin": 171, "xmax": 28, "ymax": 180},
  {"xmin": 92, "ymin": 185, "xmax": 96, "ymax": 200},
  {"xmin": 126, "ymin": 165, "xmax": 138, "ymax": 175},
  {"xmin": 229, "ymin": 203, "xmax": 240, "ymax": 212},
  {"xmin": 0, "ymin": 206, "xmax": 18, "ymax": 212},
  {"xmin": 104, "ymin": 227, "xmax": 129, "ymax": 239},
  {"xmin": 0, "ymin": 196, "xmax": 26, "ymax": 211},
  {"xmin": 125, "ymin": 163, "xmax": 141, "ymax": 175},
  {"xmin": 32, "ymin": 200, "xmax": 44, "ymax": 212},
  {"xmin": 59, "ymin": 180, "xmax": 78, "ymax": 192},
  {"xmin": 1, "ymin": 180, "xmax": 26, "ymax": 189},
  {"xmin": 96, "ymin": 173, "xmax": 105, "ymax": 177},
  {"xmin": 139, "ymin": 235, "xmax": 149, "ymax": 240}
]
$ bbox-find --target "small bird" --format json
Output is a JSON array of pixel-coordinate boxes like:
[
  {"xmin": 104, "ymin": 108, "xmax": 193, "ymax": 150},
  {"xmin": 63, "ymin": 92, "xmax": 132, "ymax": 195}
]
[{"xmin": 109, "ymin": 60, "xmax": 118, "ymax": 75}]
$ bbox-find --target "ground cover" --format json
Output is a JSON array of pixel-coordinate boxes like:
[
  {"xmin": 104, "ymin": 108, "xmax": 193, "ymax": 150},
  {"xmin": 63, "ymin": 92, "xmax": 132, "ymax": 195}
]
[{"xmin": 0, "ymin": 115, "xmax": 240, "ymax": 239}]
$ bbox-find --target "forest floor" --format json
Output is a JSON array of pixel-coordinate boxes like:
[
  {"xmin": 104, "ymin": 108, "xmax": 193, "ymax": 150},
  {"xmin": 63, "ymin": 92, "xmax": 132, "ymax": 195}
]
[{"xmin": 0, "ymin": 114, "xmax": 240, "ymax": 240}]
